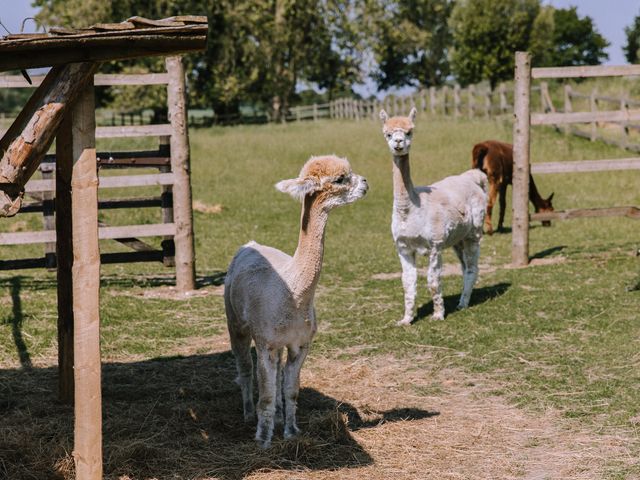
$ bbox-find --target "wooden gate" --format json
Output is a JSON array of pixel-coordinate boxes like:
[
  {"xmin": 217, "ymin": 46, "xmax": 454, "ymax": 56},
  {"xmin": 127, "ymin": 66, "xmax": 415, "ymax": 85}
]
[
  {"xmin": 0, "ymin": 57, "xmax": 195, "ymax": 289},
  {"xmin": 511, "ymin": 52, "xmax": 640, "ymax": 265}
]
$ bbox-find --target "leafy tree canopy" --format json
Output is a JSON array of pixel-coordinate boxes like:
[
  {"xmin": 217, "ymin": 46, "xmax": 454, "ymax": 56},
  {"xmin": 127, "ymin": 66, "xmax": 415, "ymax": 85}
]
[{"xmin": 623, "ymin": 11, "xmax": 640, "ymax": 64}]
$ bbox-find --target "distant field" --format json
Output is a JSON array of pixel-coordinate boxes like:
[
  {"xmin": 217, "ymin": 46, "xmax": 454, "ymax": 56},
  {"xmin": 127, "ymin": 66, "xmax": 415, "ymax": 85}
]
[{"xmin": 1, "ymin": 116, "xmax": 639, "ymax": 479}]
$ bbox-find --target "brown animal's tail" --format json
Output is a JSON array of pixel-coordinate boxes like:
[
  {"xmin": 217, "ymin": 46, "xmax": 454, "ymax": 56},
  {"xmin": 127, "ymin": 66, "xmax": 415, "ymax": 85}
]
[{"xmin": 472, "ymin": 143, "xmax": 489, "ymax": 172}]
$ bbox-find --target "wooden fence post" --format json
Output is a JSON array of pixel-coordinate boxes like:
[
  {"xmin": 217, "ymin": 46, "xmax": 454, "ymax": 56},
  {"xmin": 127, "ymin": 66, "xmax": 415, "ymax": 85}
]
[
  {"xmin": 499, "ymin": 83, "xmax": 508, "ymax": 114},
  {"xmin": 620, "ymin": 96, "xmax": 629, "ymax": 147},
  {"xmin": 564, "ymin": 85, "xmax": 573, "ymax": 136},
  {"xmin": 512, "ymin": 52, "xmax": 531, "ymax": 266},
  {"xmin": 166, "ymin": 56, "xmax": 196, "ymax": 292},
  {"xmin": 590, "ymin": 88, "xmax": 598, "ymax": 141},
  {"xmin": 429, "ymin": 87, "xmax": 437, "ymax": 114},
  {"xmin": 442, "ymin": 86, "xmax": 449, "ymax": 115},
  {"xmin": 484, "ymin": 89, "xmax": 491, "ymax": 117},
  {"xmin": 468, "ymin": 84, "xmax": 475, "ymax": 119},
  {"xmin": 454, "ymin": 85, "xmax": 461, "ymax": 118},
  {"xmin": 69, "ymin": 76, "xmax": 103, "ymax": 480}
]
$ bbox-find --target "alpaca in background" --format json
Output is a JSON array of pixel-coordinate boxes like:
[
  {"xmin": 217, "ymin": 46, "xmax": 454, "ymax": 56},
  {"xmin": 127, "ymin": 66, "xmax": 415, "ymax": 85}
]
[
  {"xmin": 380, "ymin": 108, "xmax": 488, "ymax": 324},
  {"xmin": 472, "ymin": 140, "xmax": 554, "ymax": 234}
]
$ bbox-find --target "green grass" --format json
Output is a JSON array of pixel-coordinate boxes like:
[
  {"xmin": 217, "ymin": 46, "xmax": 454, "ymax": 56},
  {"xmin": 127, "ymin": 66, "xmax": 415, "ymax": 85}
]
[{"xmin": 1, "ymin": 115, "xmax": 639, "ymax": 471}]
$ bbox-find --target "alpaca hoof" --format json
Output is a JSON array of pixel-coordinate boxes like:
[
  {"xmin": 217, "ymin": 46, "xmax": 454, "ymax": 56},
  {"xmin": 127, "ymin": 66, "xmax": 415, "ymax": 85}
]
[
  {"xmin": 456, "ymin": 303, "xmax": 468, "ymax": 311},
  {"xmin": 431, "ymin": 312, "xmax": 445, "ymax": 321},
  {"xmin": 396, "ymin": 318, "xmax": 412, "ymax": 326},
  {"xmin": 284, "ymin": 424, "xmax": 301, "ymax": 439},
  {"xmin": 244, "ymin": 411, "xmax": 256, "ymax": 423},
  {"xmin": 256, "ymin": 438, "xmax": 271, "ymax": 449}
]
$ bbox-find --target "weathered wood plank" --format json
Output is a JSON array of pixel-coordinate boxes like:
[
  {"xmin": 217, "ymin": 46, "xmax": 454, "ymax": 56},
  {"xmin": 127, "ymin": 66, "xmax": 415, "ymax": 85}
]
[
  {"xmin": 24, "ymin": 172, "xmax": 175, "ymax": 193},
  {"xmin": 96, "ymin": 124, "xmax": 172, "ymax": 138},
  {"xmin": 0, "ymin": 73, "xmax": 170, "ymax": 88},
  {"xmin": 0, "ymin": 223, "xmax": 176, "ymax": 245},
  {"xmin": 0, "ymin": 26, "xmax": 207, "ymax": 72},
  {"xmin": 532, "ymin": 65, "xmax": 640, "ymax": 79},
  {"xmin": 532, "ymin": 109, "xmax": 640, "ymax": 125},
  {"xmin": 531, "ymin": 158, "xmax": 640, "ymax": 174},
  {"xmin": 530, "ymin": 206, "xmax": 640, "ymax": 221},
  {"xmin": 0, "ymin": 250, "xmax": 166, "ymax": 270}
]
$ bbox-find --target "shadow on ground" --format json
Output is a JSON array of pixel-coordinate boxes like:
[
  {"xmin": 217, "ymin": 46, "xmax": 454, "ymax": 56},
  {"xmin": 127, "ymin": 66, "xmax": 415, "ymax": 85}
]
[
  {"xmin": 414, "ymin": 282, "xmax": 511, "ymax": 323},
  {"xmin": 0, "ymin": 350, "xmax": 437, "ymax": 480}
]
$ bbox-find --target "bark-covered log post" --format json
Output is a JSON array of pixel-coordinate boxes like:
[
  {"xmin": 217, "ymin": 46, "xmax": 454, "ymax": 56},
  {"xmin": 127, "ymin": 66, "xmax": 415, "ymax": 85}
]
[
  {"xmin": 512, "ymin": 52, "xmax": 532, "ymax": 266},
  {"xmin": 166, "ymin": 56, "xmax": 196, "ymax": 292},
  {"xmin": 0, "ymin": 63, "xmax": 98, "ymax": 216}
]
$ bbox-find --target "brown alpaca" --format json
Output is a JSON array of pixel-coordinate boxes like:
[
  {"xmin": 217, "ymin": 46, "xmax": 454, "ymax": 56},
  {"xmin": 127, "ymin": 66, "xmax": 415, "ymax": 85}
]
[{"xmin": 472, "ymin": 140, "xmax": 554, "ymax": 235}]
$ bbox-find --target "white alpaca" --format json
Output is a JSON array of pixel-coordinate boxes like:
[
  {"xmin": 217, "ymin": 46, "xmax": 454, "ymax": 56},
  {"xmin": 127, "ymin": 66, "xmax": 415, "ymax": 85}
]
[
  {"xmin": 224, "ymin": 155, "xmax": 368, "ymax": 448},
  {"xmin": 380, "ymin": 108, "xmax": 488, "ymax": 324}
]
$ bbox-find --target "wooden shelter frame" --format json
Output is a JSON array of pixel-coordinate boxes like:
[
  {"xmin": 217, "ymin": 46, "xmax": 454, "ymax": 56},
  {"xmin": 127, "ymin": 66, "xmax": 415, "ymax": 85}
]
[
  {"xmin": 0, "ymin": 67, "xmax": 194, "ymax": 278},
  {"xmin": 511, "ymin": 52, "xmax": 640, "ymax": 266},
  {"xmin": 0, "ymin": 17, "xmax": 206, "ymax": 479}
]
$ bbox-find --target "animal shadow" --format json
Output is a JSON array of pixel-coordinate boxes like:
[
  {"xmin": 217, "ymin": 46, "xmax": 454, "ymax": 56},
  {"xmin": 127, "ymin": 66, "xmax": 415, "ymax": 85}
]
[
  {"xmin": 0, "ymin": 350, "xmax": 437, "ymax": 480},
  {"xmin": 414, "ymin": 282, "xmax": 511, "ymax": 323}
]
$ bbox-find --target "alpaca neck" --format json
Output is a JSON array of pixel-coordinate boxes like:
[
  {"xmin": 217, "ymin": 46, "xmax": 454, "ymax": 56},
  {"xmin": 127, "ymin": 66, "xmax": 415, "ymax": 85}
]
[
  {"xmin": 392, "ymin": 154, "xmax": 418, "ymax": 216},
  {"xmin": 528, "ymin": 174, "xmax": 546, "ymax": 211},
  {"xmin": 290, "ymin": 194, "xmax": 328, "ymax": 304}
]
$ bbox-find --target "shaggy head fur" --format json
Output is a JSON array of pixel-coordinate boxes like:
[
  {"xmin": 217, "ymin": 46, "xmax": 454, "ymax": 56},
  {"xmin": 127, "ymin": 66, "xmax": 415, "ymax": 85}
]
[
  {"xmin": 276, "ymin": 155, "xmax": 368, "ymax": 209},
  {"xmin": 380, "ymin": 108, "xmax": 417, "ymax": 156}
]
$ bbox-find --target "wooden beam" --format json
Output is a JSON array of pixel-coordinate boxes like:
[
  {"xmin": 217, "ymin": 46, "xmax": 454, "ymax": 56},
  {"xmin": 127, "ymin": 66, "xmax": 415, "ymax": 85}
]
[
  {"xmin": 0, "ymin": 25, "xmax": 207, "ymax": 72},
  {"xmin": 0, "ymin": 223, "xmax": 176, "ymax": 245},
  {"xmin": 70, "ymin": 80, "xmax": 102, "ymax": 480},
  {"xmin": 531, "ymin": 109, "xmax": 640, "ymax": 125},
  {"xmin": 0, "ymin": 72, "xmax": 170, "ymax": 88},
  {"xmin": 0, "ymin": 62, "xmax": 98, "ymax": 216},
  {"xmin": 56, "ymin": 113, "xmax": 74, "ymax": 404},
  {"xmin": 96, "ymin": 124, "xmax": 172, "ymax": 138},
  {"xmin": 531, "ymin": 158, "xmax": 640, "ymax": 174},
  {"xmin": 532, "ymin": 65, "xmax": 640, "ymax": 79},
  {"xmin": 25, "ymin": 172, "xmax": 175, "ymax": 193},
  {"xmin": 166, "ymin": 56, "xmax": 196, "ymax": 292},
  {"xmin": 530, "ymin": 206, "xmax": 640, "ymax": 221},
  {"xmin": 512, "ymin": 52, "xmax": 531, "ymax": 266}
]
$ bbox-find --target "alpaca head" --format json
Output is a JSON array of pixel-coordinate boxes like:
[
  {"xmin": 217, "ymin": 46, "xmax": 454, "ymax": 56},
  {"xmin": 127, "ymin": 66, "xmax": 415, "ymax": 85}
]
[
  {"xmin": 380, "ymin": 107, "xmax": 417, "ymax": 156},
  {"xmin": 536, "ymin": 192, "xmax": 554, "ymax": 227},
  {"xmin": 276, "ymin": 155, "xmax": 368, "ymax": 210}
]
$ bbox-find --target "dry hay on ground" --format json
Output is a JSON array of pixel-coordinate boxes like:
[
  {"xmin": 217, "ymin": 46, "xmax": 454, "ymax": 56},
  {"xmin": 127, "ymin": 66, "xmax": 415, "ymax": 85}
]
[{"xmin": 0, "ymin": 334, "xmax": 635, "ymax": 480}]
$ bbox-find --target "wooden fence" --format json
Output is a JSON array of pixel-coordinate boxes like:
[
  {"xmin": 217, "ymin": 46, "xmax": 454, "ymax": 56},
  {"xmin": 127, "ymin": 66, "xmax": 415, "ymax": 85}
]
[
  {"xmin": 0, "ymin": 58, "xmax": 196, "ymax": 290},
  {"xmin": 511, "ymin": 54, "xmax": 640, "ymax": 266}
]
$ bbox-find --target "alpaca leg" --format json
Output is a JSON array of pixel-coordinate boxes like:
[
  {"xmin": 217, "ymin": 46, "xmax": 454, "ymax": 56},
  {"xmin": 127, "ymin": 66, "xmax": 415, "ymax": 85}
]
[
  {"xmin": 275, "ymin": 348, "xmax": 284, "ymax": 426},
  {"xmin": 457, "ymin": 240, "xmax": 481, "ymax": 310},
  {"xmin": 397, "ymin": 250, "xmax": 418, "ymax": 325},
  {"xmin": 283, "ymin": 343, "xmax": 310, "ymax": 439},
  {"xmin": 485, "ymin": 181, "xmax": 499, "ymax": 235},
  {"xmin": 453, "ymin": 242, "xmax": 465, "ymax": 273},
  {"xmin": 497, "ymin": 184, "xmax": 508, "ymax": 232},
  {"xmin": 255, "ymin": 346, "xmax": 279, "ymax": 448},
  {"xmin": 226, "ymin": 303, "xmax": 255, "ymax": 422},
  {"xmin": 427, "ymin": 248, "xmax": 444, "ymax": 320}
]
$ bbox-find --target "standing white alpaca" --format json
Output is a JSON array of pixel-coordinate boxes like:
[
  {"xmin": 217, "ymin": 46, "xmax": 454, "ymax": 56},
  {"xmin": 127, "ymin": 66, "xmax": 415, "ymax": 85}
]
[
  {"xmin": 380, "ymin": 108, "xmax": 488, "ymax": 324},
  {"xmin": 224, "ymin": 155, "xmax": 368, "ymax": 448}
]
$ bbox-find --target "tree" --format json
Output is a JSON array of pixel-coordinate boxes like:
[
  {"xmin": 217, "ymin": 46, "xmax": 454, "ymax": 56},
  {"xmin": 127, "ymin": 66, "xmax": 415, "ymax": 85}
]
[
  {"xmin": 368, "ymin": 0, "xmax": 454, "ymax": 90},
  {"xmin": 529, "ymin": 5, "xmax": 555, "ymax": 67},
  {"xmin": 449, "ymin": 0, "xmax": 540, "ymax": 89},
  {"xmin": 34, "ymin": 0, "xmax": 364, "ymax": 119},
  {"xmin": 623, "ymin": 12, "xmax": 640, "ymax": 64},
  {"xmin": 547, "ymin": 7, "xmax": 608, "ymax": 67}
]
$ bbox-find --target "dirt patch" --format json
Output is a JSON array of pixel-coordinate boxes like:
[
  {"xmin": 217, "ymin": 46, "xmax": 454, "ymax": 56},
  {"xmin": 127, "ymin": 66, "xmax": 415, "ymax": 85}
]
[
  {"xmin": 0, "ymin": 335, "xmax": 634, "ymax": 480},
  {"xmin": 193, "ymin": 200, "xmax": 223, "ymax": 214}
]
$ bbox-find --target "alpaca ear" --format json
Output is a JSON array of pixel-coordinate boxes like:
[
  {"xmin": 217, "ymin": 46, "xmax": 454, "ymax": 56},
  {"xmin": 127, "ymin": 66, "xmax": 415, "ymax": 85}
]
[
  {"xmin": 275, "ymin": 177, "xmax": 319, "ymax": 201},
  {"xmin": 547, "ymin": 192, "xmax": 554, "ymax": 202},
  {"xmin": 379, "ymin": 110, "xmax": 389, "ymax": 122},
  {"xmin": 409, "ymin": 107, "xmax": 417, "ymax": 122}
]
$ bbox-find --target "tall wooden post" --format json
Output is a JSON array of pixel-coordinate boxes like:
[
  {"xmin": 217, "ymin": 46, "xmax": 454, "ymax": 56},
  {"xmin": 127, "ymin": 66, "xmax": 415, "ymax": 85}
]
[
  {"xmin": 166, "ymin": 56, "xmax": 196, "ymax": 292},
  {"xmin": 512, "ymin": 52, "xmax": 531, "ymax": 266},
  {"xmin": 70, "ymin": 77, "xmax": 102, "ymax": 480},
  {"xmin": 56, "ymin": 114, "xmax": 74, "ymax": 404}
]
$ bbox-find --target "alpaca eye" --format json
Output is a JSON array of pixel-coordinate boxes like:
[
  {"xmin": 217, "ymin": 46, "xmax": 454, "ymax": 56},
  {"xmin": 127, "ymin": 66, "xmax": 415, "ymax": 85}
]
[
  {"xmin": 334, "ymin": 175, "xmax": 348, "ymax": 185},
  {"xmin": 385, "ymin": 133, "xmax": 392, "ymax": 139}
]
